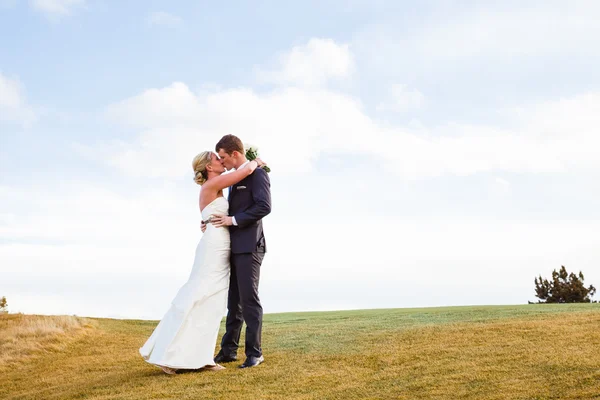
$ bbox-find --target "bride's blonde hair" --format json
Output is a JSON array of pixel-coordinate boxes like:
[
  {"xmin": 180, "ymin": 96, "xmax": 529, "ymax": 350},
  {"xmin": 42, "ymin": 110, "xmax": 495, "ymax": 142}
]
[{"xmin": 192, "ymin": 151, "xmax": 212, "ymax": 185}]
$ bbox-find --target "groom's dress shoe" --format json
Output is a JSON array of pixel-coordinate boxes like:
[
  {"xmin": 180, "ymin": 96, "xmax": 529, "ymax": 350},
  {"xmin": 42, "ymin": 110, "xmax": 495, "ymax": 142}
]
[
  {"xmin": 239, "ymin": 355, "xmax": 264, "ymax": 369},
  {"xmin": 214, "ymin": 351, "xmax": 237, "ymax": 363}
]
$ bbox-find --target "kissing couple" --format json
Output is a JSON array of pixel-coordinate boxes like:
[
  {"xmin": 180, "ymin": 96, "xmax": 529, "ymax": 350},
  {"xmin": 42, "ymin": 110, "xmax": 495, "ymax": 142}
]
[{"xmin": 139, "ymin": 134, "xmax": 271, "ymax": 374}]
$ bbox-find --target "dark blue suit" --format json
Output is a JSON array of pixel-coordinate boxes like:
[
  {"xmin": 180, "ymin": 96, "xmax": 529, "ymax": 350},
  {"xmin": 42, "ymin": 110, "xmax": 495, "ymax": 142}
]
[{"xmin": 220, "ymin": 167, "xmax": 271, "ymax": 358}]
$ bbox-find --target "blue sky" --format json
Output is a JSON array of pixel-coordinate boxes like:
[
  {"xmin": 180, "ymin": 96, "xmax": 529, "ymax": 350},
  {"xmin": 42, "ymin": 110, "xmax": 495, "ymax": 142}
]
[{"xmin": 1, "ymin": 0, "xmax": 600, "ymax": 318}]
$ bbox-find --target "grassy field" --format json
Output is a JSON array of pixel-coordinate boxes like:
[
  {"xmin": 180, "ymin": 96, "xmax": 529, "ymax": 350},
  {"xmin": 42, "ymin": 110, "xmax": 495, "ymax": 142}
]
[{"xmin": 1, "ymin": 304, "xmax": 599, "ymax": 399}]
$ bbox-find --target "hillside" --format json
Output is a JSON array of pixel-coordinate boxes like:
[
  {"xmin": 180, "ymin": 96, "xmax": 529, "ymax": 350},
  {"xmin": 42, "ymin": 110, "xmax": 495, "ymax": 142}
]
[{"xmin": 1, "ymin": 305, "xmax": 599, "ymax": 399}]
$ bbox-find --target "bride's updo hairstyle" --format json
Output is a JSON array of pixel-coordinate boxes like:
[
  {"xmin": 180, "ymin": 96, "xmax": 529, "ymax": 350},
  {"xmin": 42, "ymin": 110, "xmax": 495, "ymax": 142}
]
[{"xmin": 192, "ymin": 151, "xmax": 212, "ymax": 185}]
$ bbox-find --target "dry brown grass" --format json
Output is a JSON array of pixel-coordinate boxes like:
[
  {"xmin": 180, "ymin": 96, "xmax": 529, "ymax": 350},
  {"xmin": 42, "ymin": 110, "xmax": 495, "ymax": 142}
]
[
  {"xmin": 0, "ymin": 305, "xmax": 599, "ymax": 399},
  {"xmin": 0, "ymin": 313, "xmax": 95, "ymax": 371}
]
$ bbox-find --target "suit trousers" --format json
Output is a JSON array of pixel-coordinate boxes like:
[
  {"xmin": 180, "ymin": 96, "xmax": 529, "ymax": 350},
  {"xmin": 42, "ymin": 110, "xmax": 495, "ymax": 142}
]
[{"xmin": 220, "ymin": 252, "xmax": 265, "ymax": 358}]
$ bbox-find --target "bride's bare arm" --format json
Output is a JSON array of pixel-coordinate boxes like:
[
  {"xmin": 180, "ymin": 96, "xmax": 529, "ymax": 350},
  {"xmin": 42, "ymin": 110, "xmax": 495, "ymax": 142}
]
[{"xmin": 203, "ymin": 160, "xmax": 258, "ymax": 192}]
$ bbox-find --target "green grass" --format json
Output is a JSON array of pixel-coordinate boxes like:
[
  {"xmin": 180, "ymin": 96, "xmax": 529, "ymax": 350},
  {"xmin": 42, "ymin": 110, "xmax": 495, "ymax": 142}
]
[{"xmin": 1, "ymin": 304, "xmax": 600, "ymax": 399}]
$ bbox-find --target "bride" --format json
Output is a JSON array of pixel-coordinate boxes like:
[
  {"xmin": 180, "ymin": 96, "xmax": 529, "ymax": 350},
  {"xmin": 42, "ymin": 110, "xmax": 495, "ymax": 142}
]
[{"xmin": 139, "ymin": 151, "xmax": 265, "ymax": 374}]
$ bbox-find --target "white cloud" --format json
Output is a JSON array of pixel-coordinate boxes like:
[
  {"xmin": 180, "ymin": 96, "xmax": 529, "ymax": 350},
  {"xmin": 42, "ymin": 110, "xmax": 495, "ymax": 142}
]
[
  {"xmin": 377, "ymin": 84, "xmax": 425, "ymax": 113},
  {"xmin": 103, "ymin": 81, "xmax": 371, "ymax": 176},
  {"xmin": 489, "ymin": 177, "xmax": 511, "ymax": 197},
  {"xmin": 101, "ymin": 76, "xmax": 600, "ymax": 181},
  {"xmin": 147, "ymin": 11, "xmax": 183, "ymax": 27},
  {"xmin": 96, "ymin": 39, "xmax": 600, "ymax": 181},
  {"xmin": 0, "ymin": 72, "xmax": 36, "ymax": 126},
  {"xmin": 30, "ymin": 0, "xmax": 84, "ymax": 19},
  {"xmin": 3, "ymin": 179, "xmax": 599, "ymax": 318},
  {"xmin": 256, "ymin": 38, "xmax": 354, "ymax": 87}
]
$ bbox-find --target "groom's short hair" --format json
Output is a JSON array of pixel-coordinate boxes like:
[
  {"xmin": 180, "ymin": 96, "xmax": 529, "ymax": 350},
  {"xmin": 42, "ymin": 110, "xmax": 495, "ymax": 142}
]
[{"xmin": 216, "ymin": 134, "xmax": 244, "ymax": 155}]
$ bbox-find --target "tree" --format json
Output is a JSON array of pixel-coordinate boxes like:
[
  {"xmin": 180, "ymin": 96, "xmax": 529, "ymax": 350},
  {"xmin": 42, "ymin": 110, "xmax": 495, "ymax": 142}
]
[
  {"xmin": 534, "ymin": 266, "xmax": 596, "ymax": 303},
  {"xmin": 0, "ymin": 296, "xmax": 7, "ymax": 313}
]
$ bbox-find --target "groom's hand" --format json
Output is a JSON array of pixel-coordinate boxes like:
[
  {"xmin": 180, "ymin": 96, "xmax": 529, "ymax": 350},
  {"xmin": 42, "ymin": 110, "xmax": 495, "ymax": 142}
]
[
  {"xmin": 200, "ymin": 221, "xmax": 207, "ymax": 233},
  {"xmin": 212, "ymin": 215, "xmax": 233, "ymax": 228}
]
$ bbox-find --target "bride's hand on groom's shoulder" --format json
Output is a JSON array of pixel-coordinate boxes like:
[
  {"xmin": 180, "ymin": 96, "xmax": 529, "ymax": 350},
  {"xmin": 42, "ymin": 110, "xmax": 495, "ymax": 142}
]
[{"xmin": 255, "ymin": 157, "xmax": 268, "ymax": 170}]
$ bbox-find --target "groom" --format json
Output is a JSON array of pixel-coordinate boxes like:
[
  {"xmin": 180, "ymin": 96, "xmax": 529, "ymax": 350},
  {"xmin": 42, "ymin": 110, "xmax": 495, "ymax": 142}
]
[{"xmin": 210, "ymin": 134, "xmax": 271, "ymax": 369}]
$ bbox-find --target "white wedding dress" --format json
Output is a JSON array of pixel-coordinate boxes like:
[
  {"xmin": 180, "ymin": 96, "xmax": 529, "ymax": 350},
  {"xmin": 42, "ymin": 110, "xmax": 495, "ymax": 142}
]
[{"xmin": 140, "ymin": 197, "xmax": 230, "ymax": 369}]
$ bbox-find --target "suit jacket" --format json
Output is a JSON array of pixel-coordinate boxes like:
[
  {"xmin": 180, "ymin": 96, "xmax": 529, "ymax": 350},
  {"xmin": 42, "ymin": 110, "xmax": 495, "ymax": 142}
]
[{"xmin": 229, "ymin": 167, "xmax": 271, "ymax": 254}]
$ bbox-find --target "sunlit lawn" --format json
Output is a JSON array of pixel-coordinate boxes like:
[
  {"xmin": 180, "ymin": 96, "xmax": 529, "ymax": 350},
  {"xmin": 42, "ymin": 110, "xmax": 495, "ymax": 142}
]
[{"xmin": 1, "ymin": 304, "xmax": 599, "ymax": 399}]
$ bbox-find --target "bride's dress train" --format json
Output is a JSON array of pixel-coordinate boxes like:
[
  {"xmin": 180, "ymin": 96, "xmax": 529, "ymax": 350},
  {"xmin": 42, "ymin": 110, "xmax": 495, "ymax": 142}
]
[{"xmin": 140, "ymin": 197, "xmax": 230, "ymax": 369}]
